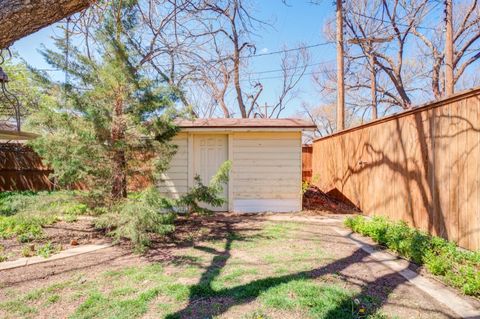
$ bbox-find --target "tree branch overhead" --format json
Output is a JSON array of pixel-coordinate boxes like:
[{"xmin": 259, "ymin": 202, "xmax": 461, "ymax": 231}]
[{"xmin": 0, "ymin": 0, "xmax": 92, "ymax": 49}]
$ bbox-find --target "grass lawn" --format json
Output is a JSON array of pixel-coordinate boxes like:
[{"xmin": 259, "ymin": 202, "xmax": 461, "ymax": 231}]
[{"xmin": 0, "ymin": 214, "xmax": 459, "ymax": 319}]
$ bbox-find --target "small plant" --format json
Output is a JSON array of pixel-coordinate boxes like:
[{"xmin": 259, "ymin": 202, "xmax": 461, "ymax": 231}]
[
  {"xmin": 301, "ymin": 180, "xmax": 310, "ymax": 194},
  {"xmin": 175, "ymin": 161, "xmax": 231, "ymax": 215},
  {"xmin": 21, "ymin": 245, "xmax": 35, "ymax": 258},
  {"xmin": 0, "ymin": 191, "xmax": 37, "ymax": 216},
  {"xmin": 0, "ymin": 191, "xmax": 91, "ymax": 242},
  {"xmin": 0, "ymin": 245, "xmax": 7, "ymax": 262},
  {"xmin": 64, "ymin": 203, "xmax": 88, "ymax": 216},
  {"xmin": 47, "ymin": 294, "xmax": 60, "ymax": 304},
  {"xmin": 37, "ymin": 242, "xmax": 60, "ymax": 258},
  {"xmin": 345, "ymin": 215, "xmax": 480, "ymax": 296},
  {"xmin": 63, "ymin": 214, "xmax": 78, "ymax": 223}
]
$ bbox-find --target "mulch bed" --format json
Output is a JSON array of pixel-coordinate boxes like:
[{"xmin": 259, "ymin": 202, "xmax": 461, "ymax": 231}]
[{"xmin": 302, "ymin": 185, "xmax": 361, "ymax": 213}]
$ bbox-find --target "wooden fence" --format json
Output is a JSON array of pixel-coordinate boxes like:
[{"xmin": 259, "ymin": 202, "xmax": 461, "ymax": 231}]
[
  {"xmin": 302, "ymin": 144, "xmax": 312, "ymax": 182},
  {"xmin": 0, "ymin": 143, "xmax": 154, "ymax": 192},
  {"xmin": 312, "ymin": 88, "xmax": 480, "ymax": 251},
  {"xmin": 0, "ymin": 143, "xmax": 53, "ymax": 191}
]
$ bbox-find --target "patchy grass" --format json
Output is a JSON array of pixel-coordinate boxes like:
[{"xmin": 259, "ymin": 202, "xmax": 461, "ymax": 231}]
[
  {"xmin": 345, "ymin": 215, "xmax": 480, "ymax": 296},
  {"xmin": 259, "ymin": 280, "xmax": 353, "ymax": 318},
  {"xmin": 0, "ymin": 217, "xmax": 447, "ymax": 318}
]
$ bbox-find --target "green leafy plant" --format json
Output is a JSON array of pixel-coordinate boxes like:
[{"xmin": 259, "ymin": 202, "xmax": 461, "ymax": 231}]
[
  {"xmin": 96, "ymin": 190, "xmax": 176, "ymax": 253},
  {"xmin": 0, "ymin": 215, "xmax": 51, "ymax": 242},
  {"xmin": 0, "ymin": 191, "xmax": 89, "ymax": 242},
  {"xmin": 174, "ymin": 160, "xmax": 231, "ymax": 215},
  {"xmin": 64, "ymin": 203, "xmax": 88, "ymax": 215},
  {"xmin": 345, "ymin": 215, "xmax": 480, "ymax": 296},
  {"xmin": 96, "ymin": 162, "xmax": 231, "ymax": 252},
  {"xmin": 0, "ymin": 245, "xmax": 7, "ymax": 262},
  {"xmin": 21, "ymin": 245, "xmax": 35, "ymax": 258},
  {"xmin": 37, "ymin": 242, "xmax": 60, "ymax": 258},
  {"xmin": 0, "ymin": 191, "xmax": 37, "ymax": 216}
]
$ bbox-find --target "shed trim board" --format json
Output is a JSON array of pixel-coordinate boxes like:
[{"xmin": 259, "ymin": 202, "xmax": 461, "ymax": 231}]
[
  {"xmin": 178, "ymin": 127, "xmax": 311, "ymax": 132},
  {"xmin": 159, "ymin": 121, "xmax": 310, "ymax": 213}
]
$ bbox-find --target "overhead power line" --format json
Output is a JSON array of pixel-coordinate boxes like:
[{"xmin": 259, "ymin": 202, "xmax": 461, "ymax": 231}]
[
  {"xmin": 241, "ymin": 69, "xmax": 335, "ymax": 82},
  {"xmin": 8, "ymin": 41, "xmax": 335, "ymax": 73},
  {"xmin": 348, "ymin": 5, "xmax": 440, "ymax": 31},
  {"xmin": 248, "ymin": 41, "xmax": 334, "ymax": 58},
  {"xmin": 246, "ymin": 59, "xmax": 336, "ymax": 75}
]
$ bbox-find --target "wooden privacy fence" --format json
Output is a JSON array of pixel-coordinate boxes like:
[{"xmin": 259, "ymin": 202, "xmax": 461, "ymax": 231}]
[
  {"xmin": 0, "ymin": 143, "xmax": 53, "ymax": 191},
  {"xmin": 302, "ymin": 144, "xmax": 312, "ymax": 182},
  {"xmin": 312, "ymin": 88, "xmax": 480, "ymax": 251},
  {"xmin": 0, "ymin": 143, "xmax": 154, "ymax": 192}
]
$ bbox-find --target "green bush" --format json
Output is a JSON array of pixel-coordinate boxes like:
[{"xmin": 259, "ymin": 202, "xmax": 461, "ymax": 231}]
[
  {"xmin": 96, "ymin": 161, "xmax": 231, "ymax": 252},
  {"xmin": 96, "ymin": 188, "xmax": 176, "ymax": 252},
  {"xmin": 345, "ymin": 215, "xmax": 480, "ymax": 296}
]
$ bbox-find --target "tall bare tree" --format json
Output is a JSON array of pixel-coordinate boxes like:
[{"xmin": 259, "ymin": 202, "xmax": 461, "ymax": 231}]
[
  {"xmin": 336, "ymin": 0, "xmax": 345, "ymax": 130},
  {"xmin": 413, "ymin": 0, "xmax": 480, "ymax": 99}
]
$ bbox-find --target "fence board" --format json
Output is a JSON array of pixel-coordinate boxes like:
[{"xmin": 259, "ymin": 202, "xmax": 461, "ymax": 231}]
[
  {"xmin": 0, "ymin": 143, "xmax": 53, "ymax": 191},
  {"xmin": 311, "ymin": 88, "xmax": 480, "ymax": 250},
  {"xmin": 302, "ymin": 145, "xmax": 312, "ymax": 182}
]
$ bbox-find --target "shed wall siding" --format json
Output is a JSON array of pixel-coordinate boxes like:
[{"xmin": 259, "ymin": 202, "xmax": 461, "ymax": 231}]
[
  {"xmin": 158, "ymin": 133, "xmax": 188, "ymax": 199},
  {"xmin": 158, "ymin": 131, "xmax": 303, "ymax": 212},
  {"xmin": 232, "ymin": 132, "xmax": 302, "ymax": 212}
]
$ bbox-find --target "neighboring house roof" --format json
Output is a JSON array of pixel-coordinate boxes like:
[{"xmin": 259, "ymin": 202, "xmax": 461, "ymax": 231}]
[
  {"xmin": 175, "ymin": 118, "xmax": 317, "ymax": 131},
  {"xmin": 0, "ymin": 122, "xmax": 38, "ymax": 140}
]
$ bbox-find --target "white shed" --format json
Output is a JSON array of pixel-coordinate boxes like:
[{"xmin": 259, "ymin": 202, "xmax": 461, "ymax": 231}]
[{"xmin": 159, "ymin": 118, "xmax": 316, "ymax": 213}]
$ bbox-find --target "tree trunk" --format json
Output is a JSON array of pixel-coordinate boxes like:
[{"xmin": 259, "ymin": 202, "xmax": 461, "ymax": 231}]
[
  {"xmin": 0, "ymin": 0, "xmax": 91, "ymax": 49},
  {"xmin": 432, "ymin": 58, "xmax": 442, "ymax": 100},
  {"xmin": 369, "ymin": 53, "xmax": 378, "ymax": 120},
  {"xmin": 336, "ymin": 0, "xmax": 345, "ymax": 130},
  {"xmin": 444, "ymin": 0, "xmax": 454, "ymax": 96},
  {"xmin": 233, "ymin": 45, "xmax": 246, "ymax": 118},
  {"xmin": 111, "ymin": 95, "xmax": 127, "ymax": 200}
]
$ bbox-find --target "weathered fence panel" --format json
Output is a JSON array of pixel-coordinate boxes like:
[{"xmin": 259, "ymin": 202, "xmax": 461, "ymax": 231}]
[
  {"xmin": 312, "ymin": 88, "xmax": 480, "ymax": 250},
  {"xmin": 302, "ymin": 144, "xmax": 312, "ymax": 182}
]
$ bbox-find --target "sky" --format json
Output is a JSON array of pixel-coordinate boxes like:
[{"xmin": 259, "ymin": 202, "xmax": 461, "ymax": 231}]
[
  {"xmin": 11, "ymin": 0, "xmax": 336, "ymax": 117},
  {"xmin": 11, "ymin": 1, "xmax": 477, "ymax": 119}
]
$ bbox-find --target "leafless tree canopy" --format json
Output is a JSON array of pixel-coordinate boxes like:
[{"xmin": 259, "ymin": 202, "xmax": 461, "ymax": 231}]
[
  {"xmin": 310, "ymin": 0, "xmax": 480, "ymax": 134},
  {"xmin": 63, "ymin": 0, "xmax": 311, "ymax": 119}
]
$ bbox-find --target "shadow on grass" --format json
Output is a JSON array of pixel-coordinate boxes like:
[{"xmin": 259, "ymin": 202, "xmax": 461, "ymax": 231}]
[{"xmin": 164, "ymin": 219, "xmax": 453, "ymax": 319}]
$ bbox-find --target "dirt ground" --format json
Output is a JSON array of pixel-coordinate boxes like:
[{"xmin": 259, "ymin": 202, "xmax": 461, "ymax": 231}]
[
  {"xmin": 1, "ymin": 217, "xmax": 110, "ymax": 261},
  {"xmin": 0, "ymin": 212, "xmax": 475, "ymax": 319}
]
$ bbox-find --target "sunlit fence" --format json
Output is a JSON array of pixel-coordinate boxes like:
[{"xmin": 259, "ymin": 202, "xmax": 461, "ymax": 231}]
[{"xmin": 311, "ymin": 87, "xmax": 480, "ymax": 251}]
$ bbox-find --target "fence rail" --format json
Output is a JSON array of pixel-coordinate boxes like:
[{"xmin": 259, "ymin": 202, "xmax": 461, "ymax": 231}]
[{"xmin": 311, "ymin": 88, "xmax": 480, "ymax": 251}]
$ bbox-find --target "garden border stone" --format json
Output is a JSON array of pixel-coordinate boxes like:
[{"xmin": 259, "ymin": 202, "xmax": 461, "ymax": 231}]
[
  {"xmin": 0, "ymin": 243, "xmax": 113, "ymax": 271},
  {"xmin": 333, "ymin": 226, "xmax": 480, "ymax": 319}
]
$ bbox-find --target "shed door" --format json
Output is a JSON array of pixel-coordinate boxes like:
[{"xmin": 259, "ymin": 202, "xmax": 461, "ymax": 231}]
[{"xmin": 193, "ymin": 134, "xmax": 228, "ymax": 211}]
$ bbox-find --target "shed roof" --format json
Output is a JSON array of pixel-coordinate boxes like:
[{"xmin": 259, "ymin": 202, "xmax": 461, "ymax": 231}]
[{"xmin": 175, "ymin": 118, "xmax": 316, "ymax": 130}]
